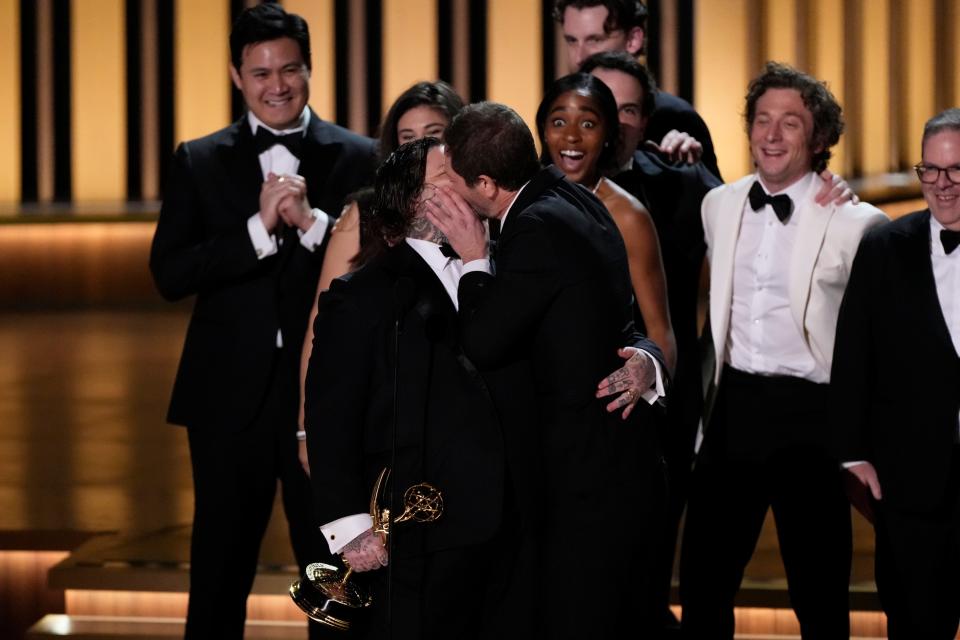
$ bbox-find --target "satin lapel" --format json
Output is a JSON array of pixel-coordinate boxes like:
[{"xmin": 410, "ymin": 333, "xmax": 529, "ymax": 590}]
[
  {"xmin": 382, "ymin": 243, "xmax": 458, "ymax": 350},
  {"xmin": 899, "ymin": 211, "xmax": 959, "ymax": 359},
  {"xmin": 300, "ymin": 114, "xmax": 344, "ymax": 213},
  {"xmin": 709, "ymin": 180, "xmax": 750, "ymax": 382},
  {"xmin": 499, "ymin": 166, "xmax": 564, "ymax": 238},
  {"xmin": 218, "ymin": 119, "xmax": 264, "ymax": 217},
  {"xmin": 788, "ymin": 178, "xmax": 835, "ymax": 337}
]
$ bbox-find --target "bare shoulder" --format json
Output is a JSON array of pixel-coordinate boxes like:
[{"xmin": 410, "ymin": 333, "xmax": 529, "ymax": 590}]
[
  {"xmin": 331, "ymin": 200, "xmax": 361, "ymax": 233},
  {"xmin": 597, "ymin": 178, "xmax": 653, "ymax": 233}
]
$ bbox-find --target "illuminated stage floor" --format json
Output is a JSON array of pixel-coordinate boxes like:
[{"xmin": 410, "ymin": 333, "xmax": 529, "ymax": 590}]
[{"xmin": 0, "ymin": 308, "xmax": 890, "ymax": 638}]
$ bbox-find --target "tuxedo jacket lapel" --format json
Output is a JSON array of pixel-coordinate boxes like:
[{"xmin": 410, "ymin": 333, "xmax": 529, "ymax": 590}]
[
  {"xmin": 300, "ymin": 112, "xmax": 347, "ymax": 215},
  {"xmin": 217, "ymin": 120, "xmax": 263, "ymax": 218},
  {"xmin": 709, "ymin": 179, "xmax": 750, "ymax": 382},
  {"xmin": 788, "ymin": 177, "xmax": 835, "ymax": 339},
  {"xmin": 899, "ymin": 211, "xmax": 959, "ymax": 360}
]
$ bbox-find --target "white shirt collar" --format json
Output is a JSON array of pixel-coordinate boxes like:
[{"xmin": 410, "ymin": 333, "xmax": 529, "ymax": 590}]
[
  {"xmin": 500, "ymin": 180, "xmax": 532, "ymax": 228},
  {"xmin": 756, "ymin": 171, "xmax": 816, "ymax": 201},
  {"xmin": 247, "ymin": 106, "xmax": 310, "ymax": 136},
  {"xmin": 930, "ymin": 213, "xmax": 958, "ymax": 257}
]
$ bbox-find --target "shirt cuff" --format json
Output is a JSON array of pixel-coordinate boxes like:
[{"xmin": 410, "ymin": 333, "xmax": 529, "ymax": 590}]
[
  {"xmin": 638, "ymin": 350, "xmax": 666, "ymax": 405},
  {"xmin": 461, "ymin": 257, "xmax": 492, "ymax": 275},
  {"xmin": 298, "ymin": 208, "xmax": 331, "ymax": 252},
  {"xmin": 842, "ymin": 460, "xmax": 868, "ymax": 469},
  {"xmin": 320, "ymin": 513, "xmax": 373, "ymax": 555},
  {"xmin": 248, "ymin": 213, "xmax": 278, "ymax": 259}
]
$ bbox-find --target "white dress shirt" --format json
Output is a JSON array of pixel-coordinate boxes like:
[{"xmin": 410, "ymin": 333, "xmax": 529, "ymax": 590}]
[
  {"xmin": 243, "ymin": 108, "xmax": 331, "ymax": 348},
  {"xmin": 930, "ymin": 215, "xmax": 960, "ymax": 438},
  {"xmin": 245, "ymin": 108, "xmax": 331, "ymax": 260},
  {"xmin": 726, "ymin": 172, "xmax": 828, "ymax": 383},
  {"xmin": 320, "ymin": 238, "xmax": 464, "ymax": 554}
]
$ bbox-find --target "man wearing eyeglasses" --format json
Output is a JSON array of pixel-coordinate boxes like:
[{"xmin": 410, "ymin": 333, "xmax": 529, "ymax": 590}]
[{"xmin": 831, "ymin": 108, "xmax": 960, "ymax": 639}]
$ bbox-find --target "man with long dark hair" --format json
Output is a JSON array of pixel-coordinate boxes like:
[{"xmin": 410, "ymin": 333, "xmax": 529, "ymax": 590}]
[{"xmin": 304, "ymin": 137, "xmax": 527, "ymax": 638}]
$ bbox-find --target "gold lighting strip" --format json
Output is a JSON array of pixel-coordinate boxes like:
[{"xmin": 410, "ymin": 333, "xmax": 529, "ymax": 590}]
[{"xmin": 0, "ymin": 0, "xmax": 19, "ymax": 203}]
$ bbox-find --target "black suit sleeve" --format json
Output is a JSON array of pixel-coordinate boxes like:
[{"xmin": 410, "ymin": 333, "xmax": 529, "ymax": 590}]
[
  {"xmin": 304, "ymin": 281, "xmax": 376, "ymax": 523},
  {"xmin": 149, "ymin": 143, "xmax": 262, "ymax": 301},
  {"xmin": 645, "ymin": 94, "xmax": 722, "ymax": 182},
  {"xmin": 829, "ymin": 234, "xmax": 878, "ymax": 462},
  {"xmin": 457, "ymin": 215, "xmax": 561, "ymax": 369}
]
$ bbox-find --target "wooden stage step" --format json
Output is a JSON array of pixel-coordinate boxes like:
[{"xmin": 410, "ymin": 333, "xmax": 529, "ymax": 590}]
[{"xmin": 27, "ymin": 614, "xmax": 306, "ymax": 639}]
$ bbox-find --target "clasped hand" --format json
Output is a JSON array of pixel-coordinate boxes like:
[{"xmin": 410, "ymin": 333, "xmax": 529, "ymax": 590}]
[{"xmin": 259, "ymin": 172, "xmax": 314, "ymax": 232}]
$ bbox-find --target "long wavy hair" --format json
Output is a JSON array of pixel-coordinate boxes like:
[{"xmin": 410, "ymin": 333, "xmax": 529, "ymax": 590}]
[{"xmin": 369, "ymin": 137, "xmax": 443, "ymax": 247}]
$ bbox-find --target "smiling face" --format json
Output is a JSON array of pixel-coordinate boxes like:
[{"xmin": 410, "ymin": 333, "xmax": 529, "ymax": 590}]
[
  {"xmin": 749, "ymin": 87, "xmax": 818, "ymax": 192},
  {"xmin": 921, "ymin": 129, "xmax": 960, "ymax": 230},
  {"xmin": 229, "ymin": 37, "xmax": 310, "ymax": 130},
  {"xmin": 397, "ymin": 105, "xmax": 450, "ymax": 147},
  {"xmin": 544, "ymin": 90, "xmax": 607, "ymax": 186}
]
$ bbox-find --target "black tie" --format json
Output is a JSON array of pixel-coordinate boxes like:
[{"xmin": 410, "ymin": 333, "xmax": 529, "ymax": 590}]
[
  {"xmin": 439, "ymin": 243, "xmax": 460, "ymax": 260},
  {"xmin": 748, "ymin": 181, "xmax": 793, "ymax": 223},
  {"xmin": 253, "ymin": 127, "xmax": 303, "ymax": 158},
  {"xmin": 942, "ymin": 229, "xmax": 960, "ymax": 255}
]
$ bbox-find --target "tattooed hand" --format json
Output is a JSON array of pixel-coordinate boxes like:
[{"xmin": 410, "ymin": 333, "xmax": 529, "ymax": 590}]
[
  {"xmin": 596, "ymin": 347, "xmax": 655, "ymax": 420},
  {"xmin": 340, "ymin": 528, "xmax": 388, "ymax": 572}
]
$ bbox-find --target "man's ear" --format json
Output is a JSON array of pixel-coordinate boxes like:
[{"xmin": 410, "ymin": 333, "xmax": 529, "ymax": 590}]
[
  {"xmin": 477, "ymin": 175, "xmax": 498, "ymax": 200},
  {"xmin": 229, "ymin": 64, "xmax": 243, "ymax": 90},
  {"xmin": 625, "ymin": 27, "xmax": 645, "ymax": 56}
]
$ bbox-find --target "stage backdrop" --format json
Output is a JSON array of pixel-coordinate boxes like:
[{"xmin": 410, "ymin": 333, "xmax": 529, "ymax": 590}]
[{"xmin": 0, "ymin": 0, "xmax": 957, "ymax": 207}]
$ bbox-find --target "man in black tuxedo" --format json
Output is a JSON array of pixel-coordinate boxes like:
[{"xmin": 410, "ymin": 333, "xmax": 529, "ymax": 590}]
[
  {"xmin": 426, "ymin": 102, "xmax": 668, "ymax": 637},
  {"xmin": 305, "ymin": 137, "xmax": 531, "ymax": 638},
  {"xmin": 553, "ymin": 0, "xmax": 722, "ymax": 179},
  {"xmin": 149, "ymin": 5, "xmax": 375, "ymax": 637},
  {"xmin": 832, "ymin": 108, "xmax": 960, "ymax": 639}
]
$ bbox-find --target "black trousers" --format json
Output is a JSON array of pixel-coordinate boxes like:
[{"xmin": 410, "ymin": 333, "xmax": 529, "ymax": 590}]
[
  {"xmin": 184, "ymin": 363, "xmax": 329, "ymax": 639},
  {"xmin": 876, "ymin": 447, "xmax": 960, "ymax": 639},
  {"xmin": 679, "ymin": 367, "xmax": 852, "ymax": 639}
]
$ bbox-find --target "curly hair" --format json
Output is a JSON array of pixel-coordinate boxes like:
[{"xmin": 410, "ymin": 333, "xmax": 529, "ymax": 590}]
[
  {"xmin": 377, "ymin": 81, "xmax": 464, "ymax": 160},
  {"xmin": 745, "ymin": 62, "xmax": 844, "ymax": 174},
  {"xmin": 536, "ymin": 73, "xmax": 621, "ymax": 178},
  {"xmin": 369, "ymin": 137, "xmax": 442, "ymax": 246},
  {"xmin": 553, "ymin": 0, "xmax": 648, "ymax": 34}
]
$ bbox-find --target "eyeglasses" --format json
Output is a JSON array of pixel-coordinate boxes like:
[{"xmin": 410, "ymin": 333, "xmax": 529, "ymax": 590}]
[{"xmin": 914, "ymin": 163, "xmax": 960, "ymax": 184}]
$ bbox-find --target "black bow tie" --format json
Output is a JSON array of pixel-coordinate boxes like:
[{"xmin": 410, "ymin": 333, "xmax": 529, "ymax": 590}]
[
  {"xmin": 748, "ymin": 181, "xmax": 793, "ymax": 223},
  {"xmin": 253, "ymin": 127, "xmax": 303, "ymax": 158},
  {"xmin": 942, "ymin": 229, "xmax": 960, "ymax": 255},
  {"xmin": 439, "ymin": 243, "xmax": 460, "ymax": 260}
]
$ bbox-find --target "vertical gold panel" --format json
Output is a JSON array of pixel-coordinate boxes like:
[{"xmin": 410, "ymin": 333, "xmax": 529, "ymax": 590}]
[
  {"xmin": 71, "ymin": 0, "xmax": 126, "ymax": 201},
  {"xmin": 347, "ymin": 0, "xmax": 368, "ymax": 134},
  {"xmin": 0, "ymin": 0, "xmax": 19, "ymax": 203},
  {"xmin": 383, "ymin": 0, "xmax": 437, "ymax": 110},
  {"xmin": 658, "ymin": 0, "xmax": 678, "ymax": 95},
  {"xmin": 141, "ymin": 0, "xmax": 159, "ymax": 200},
  {"xmin": 808, "ymin": 0, "xmax": 847, "ymax": 175},
  {"xmin": 901, "ymin": 0, "xmax": 935, "ymax": 165},
  {"xmin": 175, "ymin": 0, "xmax": 230, "ymax": 144},
  {"xmin": 763, "ymin": 0, "xmax": 798, "ymax": 65},
  {"xmin": 487, "ymin": 0, "xmax": 542, "ymax": 137},
  {"xmin": 694, "ymin": 0, "xmax": 753, "ymax": 180},
  {"xmin": 284, "ymin": 0, "xmax": 336, "ymax": 122},
  {"xmin": 858, "ymin": 0, "xmax": 891, "ymax": 175}
]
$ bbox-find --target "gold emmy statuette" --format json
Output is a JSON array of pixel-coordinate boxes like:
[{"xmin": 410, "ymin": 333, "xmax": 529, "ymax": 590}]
[{"xmin": 289, "ymin": 468, "xmax": 443, "ymax": 631}]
